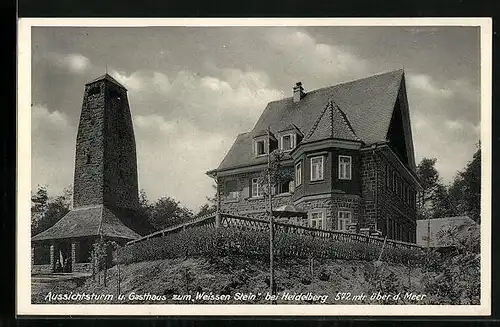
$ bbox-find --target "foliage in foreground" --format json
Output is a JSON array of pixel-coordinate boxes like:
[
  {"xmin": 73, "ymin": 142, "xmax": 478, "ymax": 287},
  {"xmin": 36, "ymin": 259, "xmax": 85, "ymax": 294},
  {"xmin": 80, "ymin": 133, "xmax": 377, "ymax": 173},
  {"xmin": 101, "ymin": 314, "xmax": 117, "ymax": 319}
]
[{"xmin": 420, "ymin": 222, "xmax": 480, "ymax": 304}]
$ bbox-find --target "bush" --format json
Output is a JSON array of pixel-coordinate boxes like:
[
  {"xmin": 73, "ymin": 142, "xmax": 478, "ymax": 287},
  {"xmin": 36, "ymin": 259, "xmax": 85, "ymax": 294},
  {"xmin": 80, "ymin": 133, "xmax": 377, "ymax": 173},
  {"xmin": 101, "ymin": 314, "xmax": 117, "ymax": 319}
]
[
  {"xmin": 118, "ymin": 225, "xmax": 425, "ymax": 265},
  {"xmin": 419, "ymin": 223, "xmax": 480, "ymax": 304}
]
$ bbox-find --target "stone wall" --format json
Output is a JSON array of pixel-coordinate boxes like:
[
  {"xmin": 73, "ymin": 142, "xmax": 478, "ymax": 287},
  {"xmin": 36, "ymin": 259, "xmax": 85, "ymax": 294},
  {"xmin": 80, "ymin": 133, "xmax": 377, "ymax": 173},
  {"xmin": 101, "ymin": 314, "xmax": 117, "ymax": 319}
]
[
  {"xmin": 31, "ymin": 264, "xmax": 52, "ymax": 274},
  {"xmin": 366, "ymin": 149, "xmax": 417, "ymax": 242},
  {"xmin": 360, "ymin": 151, "xmax": 378, "ymax": 229},
  {"xmin": 103, "ymin": 84, "xmax": 139, "ymax": 210},
  {"xmin": 73, "ymin": 81, "xmax": 106, "ymax": 207},
  {"xmin": 219, "ymin": 171, "xmax": 293, "ymax": 219},
  {"xmin": 295, "ymin": 194, "xmax": 363, "ymax": 230}
]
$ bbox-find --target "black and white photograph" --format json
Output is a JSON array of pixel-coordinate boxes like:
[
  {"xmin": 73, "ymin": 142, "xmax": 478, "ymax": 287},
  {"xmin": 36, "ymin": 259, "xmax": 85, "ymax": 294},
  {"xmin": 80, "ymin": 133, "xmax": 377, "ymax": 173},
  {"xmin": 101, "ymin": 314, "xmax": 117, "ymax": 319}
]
[{"xmin": 17, "ymin": 18, "xmax": 492, "ymax": 316}]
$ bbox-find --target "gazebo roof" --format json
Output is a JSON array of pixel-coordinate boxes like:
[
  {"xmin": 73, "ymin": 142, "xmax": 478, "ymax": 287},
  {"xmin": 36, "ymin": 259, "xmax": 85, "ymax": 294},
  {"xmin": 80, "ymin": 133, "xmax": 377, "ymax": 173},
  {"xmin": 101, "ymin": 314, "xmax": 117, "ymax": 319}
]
[{"xmin": 32, "ymin": 205, "xmax": 141, "ymax": 242}]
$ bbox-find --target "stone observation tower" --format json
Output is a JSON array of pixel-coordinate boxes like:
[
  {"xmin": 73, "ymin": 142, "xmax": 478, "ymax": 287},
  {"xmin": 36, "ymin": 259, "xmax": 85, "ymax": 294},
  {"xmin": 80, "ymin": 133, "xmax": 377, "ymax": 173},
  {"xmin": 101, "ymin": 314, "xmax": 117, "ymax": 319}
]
[
  {"xmin": 74, "ymin": 73, "xmax": 139, "ymax": 210},
  {"xmin": 32, "ymin": 74, "xmax": 152, "ymax": 273}
]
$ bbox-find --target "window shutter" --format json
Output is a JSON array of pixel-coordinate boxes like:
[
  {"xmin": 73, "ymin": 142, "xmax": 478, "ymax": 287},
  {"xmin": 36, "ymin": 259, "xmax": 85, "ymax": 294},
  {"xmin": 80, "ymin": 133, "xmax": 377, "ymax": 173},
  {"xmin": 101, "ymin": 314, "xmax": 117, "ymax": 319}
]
[{"xmin": 242, "ymin": 185, "xmax": 250, "ymax": 199}]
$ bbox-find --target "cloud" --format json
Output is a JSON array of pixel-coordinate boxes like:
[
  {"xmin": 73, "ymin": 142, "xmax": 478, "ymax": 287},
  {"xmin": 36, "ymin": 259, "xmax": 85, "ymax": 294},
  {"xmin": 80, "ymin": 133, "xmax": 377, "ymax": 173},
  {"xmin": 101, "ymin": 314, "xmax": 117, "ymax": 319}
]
[
  {"xmin": 411, "ymin": 110, "xmax": 479, "ymax": 184},
  {"xmin": 133, "ymin": 114, "xmax": 229, "ymax": 210},
  {"xmin": 112, "ymin": 68, "xmax": 284, "ymax": 136},
  {"xmin": 407, "ymin": 74, "xmax": 454, "ymax": 99},
  {"xmin": 44, "ymin": 53, "xmax": 91, "ymax": 74},
  {"xmin": 264, "ymin": 28, "xmax": 370, "ymax": 82},
  {"xmin": 31, "ymin": 104, "xmax": 75, "ymax": 197},
  {"xmin": 109, "ymin": 67, "xmax": 285, "ymax": 209}
]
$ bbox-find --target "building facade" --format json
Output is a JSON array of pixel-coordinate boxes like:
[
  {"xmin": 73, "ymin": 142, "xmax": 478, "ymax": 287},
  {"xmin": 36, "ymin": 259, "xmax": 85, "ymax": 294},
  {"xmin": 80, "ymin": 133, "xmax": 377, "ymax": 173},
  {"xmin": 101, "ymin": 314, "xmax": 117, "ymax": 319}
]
[
  {"xmin": 31, "ymin": 74, "xmax": 152, "ymax": 273},
  {"xmin": 208, "ymin": 70, "xmax": 421, "ymax": 242}
]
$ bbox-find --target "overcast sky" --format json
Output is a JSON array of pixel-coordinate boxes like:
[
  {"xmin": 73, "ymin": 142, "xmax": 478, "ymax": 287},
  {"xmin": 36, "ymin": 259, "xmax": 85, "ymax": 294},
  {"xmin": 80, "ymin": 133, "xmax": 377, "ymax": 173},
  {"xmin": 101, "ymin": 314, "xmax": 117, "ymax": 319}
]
[{"xmin": 31, "ymin": 25, "xmax": 480, "ymax": 212}]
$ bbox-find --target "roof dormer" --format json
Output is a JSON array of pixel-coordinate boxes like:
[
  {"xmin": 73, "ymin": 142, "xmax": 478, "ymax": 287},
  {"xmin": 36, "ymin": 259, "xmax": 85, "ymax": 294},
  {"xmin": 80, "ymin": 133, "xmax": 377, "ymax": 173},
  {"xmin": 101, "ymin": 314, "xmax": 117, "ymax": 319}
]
[
  {"xmin": 253, "ymin": 129, "xmax": 277, "ymax": 157},
  {"xmin": 277, "ymin": 124, "xmax": 303, "ymax": 152}
]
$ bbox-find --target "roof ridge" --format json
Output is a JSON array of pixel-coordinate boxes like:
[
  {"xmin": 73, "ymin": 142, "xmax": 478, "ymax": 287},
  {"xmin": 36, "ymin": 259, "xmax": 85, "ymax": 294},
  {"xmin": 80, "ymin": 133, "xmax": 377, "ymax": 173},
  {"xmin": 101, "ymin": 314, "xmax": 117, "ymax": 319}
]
[
  {"xmin": 330, "ymin": 101, "xmax": 362, "ymax": 142},
  {"xmin": 86, "ymin": 73, "xmax": 127, "ymax": 89},
  {"xmin": 277, "ymin": 69, "xmax": 405, "ymax": 102},
  {"xmin": 304, "ymin": 101, "xmax": 332, "ymax": 140}
]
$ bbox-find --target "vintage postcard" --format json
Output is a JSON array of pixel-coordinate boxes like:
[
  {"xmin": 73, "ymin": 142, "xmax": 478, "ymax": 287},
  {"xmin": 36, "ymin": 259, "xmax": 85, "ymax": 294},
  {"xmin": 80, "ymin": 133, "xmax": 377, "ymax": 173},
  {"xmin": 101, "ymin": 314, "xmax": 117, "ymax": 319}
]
[{"xmin": 17, "ymin": 18, "xmax": 492, "ymax": 316}]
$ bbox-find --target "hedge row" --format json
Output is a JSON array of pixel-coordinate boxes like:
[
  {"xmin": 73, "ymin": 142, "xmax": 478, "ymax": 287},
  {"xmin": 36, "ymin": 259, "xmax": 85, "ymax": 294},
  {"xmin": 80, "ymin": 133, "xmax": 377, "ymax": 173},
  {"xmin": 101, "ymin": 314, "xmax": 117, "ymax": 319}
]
[{"xmin": 116, "ymin": 226, "xmax": 424, "ymax": 265}]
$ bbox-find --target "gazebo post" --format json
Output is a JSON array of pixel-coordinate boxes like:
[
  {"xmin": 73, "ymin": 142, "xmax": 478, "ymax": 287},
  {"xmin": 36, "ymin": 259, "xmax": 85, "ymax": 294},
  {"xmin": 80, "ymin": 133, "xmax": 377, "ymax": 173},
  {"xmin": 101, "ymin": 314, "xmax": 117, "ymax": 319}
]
[
  {"xmin": 71, "ymin": 241, "xmax": 79, "ymax": 273},
  {"xmin": 49, "ymin": 243, "xmax": 55, "ymax": 272}
]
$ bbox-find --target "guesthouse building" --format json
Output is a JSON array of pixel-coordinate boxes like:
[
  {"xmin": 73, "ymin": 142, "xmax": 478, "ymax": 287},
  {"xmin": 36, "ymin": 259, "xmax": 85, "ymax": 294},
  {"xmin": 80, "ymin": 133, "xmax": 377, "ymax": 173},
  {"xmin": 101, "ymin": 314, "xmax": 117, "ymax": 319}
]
[{"xmin": 207, "ymin": 70, "xmax": 422, "ymax": 242}]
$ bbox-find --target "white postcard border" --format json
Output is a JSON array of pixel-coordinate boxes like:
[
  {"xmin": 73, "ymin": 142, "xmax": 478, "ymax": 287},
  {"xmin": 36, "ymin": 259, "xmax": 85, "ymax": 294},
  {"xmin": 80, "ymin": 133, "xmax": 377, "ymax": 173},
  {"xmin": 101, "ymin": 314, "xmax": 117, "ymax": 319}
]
[{"xmin": 17, "ymin": 17, "xmax": 493, "ymax": 316}]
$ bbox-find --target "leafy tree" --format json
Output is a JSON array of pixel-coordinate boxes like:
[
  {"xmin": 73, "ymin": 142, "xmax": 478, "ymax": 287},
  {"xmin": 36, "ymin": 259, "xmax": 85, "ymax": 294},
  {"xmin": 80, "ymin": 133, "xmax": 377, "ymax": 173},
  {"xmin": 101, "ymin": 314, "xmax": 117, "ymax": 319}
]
[
  {"xmin": 431, "ymin": 184, "xmax": 458, "ymax": 218},
  {"xmin": 194, "ymin": 184, "xmax": 217, "ymax": 218},
  {"xmin": 31, "ymin": 185, "xmax": 72, "ymax": 235},
  {"xmin": 196, "ymin": 203, "xmax": 216, "ymax": 218},
  {"xmin": 31, "ymin": 185, "xmax": 49, "ymax": 233},
  {"xmin": 448, "ymin": 144, "xmax": 481, "ymax": 222},
  {"xmin": 256, "ymin": 149, "xmax": 293, "ymax": 197},
  {"xmin": 137, "ymin": 189, "xmax": 153, "ymax": 221},
  {"xmin": 416, "ymin": 158, "xmax": 440, "ymax": 205},
  {"xmin": 148, "ymin": 196, "xmax": 193, "ymax": 230}
]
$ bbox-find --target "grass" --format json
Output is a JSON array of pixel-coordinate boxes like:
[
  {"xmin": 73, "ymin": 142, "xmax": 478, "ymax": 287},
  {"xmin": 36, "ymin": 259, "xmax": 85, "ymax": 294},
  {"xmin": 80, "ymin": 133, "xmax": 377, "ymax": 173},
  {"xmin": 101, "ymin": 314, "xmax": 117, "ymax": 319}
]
[{"xmin": 66, "ymin": 255, "xmax": 428, "ymax": 305}]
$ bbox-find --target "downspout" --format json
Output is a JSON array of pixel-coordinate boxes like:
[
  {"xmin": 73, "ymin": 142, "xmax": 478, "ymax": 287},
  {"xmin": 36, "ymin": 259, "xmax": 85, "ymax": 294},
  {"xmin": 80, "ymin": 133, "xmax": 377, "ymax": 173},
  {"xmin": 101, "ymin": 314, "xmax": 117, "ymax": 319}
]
[{"xmin": 373, "ymin": 149, "xmax": 378, "ymax": 235}]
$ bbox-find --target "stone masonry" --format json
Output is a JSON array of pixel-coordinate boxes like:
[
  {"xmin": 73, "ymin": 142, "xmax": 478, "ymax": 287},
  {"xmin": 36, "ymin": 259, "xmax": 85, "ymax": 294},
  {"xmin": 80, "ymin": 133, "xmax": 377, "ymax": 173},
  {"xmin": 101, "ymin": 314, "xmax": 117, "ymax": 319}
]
[{"xmin": 73, "ymin": 79, "xmax": 139, "ymax": 210}]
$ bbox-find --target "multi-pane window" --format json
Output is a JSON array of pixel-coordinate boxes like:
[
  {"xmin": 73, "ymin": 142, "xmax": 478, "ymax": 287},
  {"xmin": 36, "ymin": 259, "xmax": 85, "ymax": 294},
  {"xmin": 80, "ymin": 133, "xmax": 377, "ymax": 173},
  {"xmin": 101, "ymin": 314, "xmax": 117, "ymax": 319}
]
[
  {"xmin": 295, "ymin": 161, "xmax": 302, "ymax": 186},
  {"xmin": 251, "ymin": 178, "xmax": 262, "ymax": 197},
  {"xmin": 225, "ymin": 180, "xmax": 238, "ymax": 200},
  {"xmin": 310, "ymin": 156, "xmax": 324, "ymax": 181},
  {"xmin": 309, "ymin": 210, "xmax": 325, "ymax": 229},
  {"xmin": 281, "ymin": 134, "xmax": 295, "ymax": 151},
  {"xmin": 277, "ymin": 180, "xmax": 290, "ymax": 194},
  {"xmin": 338, "ymin": 211, "xmax": 352, "ymax": 231},
  {"xmin": 255, "ymin": 140, "xmax": 266, "ymax": 156},
  {"xmin": 338, "ymin": 155, "xmax": 352, "ymax": 180}
]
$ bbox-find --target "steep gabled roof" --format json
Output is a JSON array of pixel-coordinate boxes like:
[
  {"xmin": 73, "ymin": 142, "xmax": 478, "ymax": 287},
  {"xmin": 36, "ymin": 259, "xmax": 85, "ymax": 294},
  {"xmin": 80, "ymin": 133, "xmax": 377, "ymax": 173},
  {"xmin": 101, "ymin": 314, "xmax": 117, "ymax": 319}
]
[
  {"xmin": 32, "ymin": 205, "xmax": 141, "ymax": 242},
  {"xmin": 214, "ymin": 69, "xmax": 405, "ymax": 172},
  {"xmin": 86, "ymin": 73, "xmax": 127, "ymax": 90},
  {"xmin": 303, "ymin": 101, "xmax": 362, "ymax": 144}
]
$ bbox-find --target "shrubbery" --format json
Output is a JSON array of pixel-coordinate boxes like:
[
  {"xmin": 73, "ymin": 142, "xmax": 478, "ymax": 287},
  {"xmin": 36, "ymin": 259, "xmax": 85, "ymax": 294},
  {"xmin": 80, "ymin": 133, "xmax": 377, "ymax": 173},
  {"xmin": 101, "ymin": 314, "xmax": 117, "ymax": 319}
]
[
  {"xmin": 117, "ymin": 226, "xmax": 424, "ymax": 265},
  {"xmin": 420, "ymin": 223, "xmax": 480, "ymax": 304}
]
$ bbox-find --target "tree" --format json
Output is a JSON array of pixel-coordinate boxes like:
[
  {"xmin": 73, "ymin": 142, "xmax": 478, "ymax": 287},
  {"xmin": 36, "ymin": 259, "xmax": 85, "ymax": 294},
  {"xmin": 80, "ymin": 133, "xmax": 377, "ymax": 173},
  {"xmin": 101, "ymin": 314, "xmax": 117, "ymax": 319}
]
[
  {"xmin": 31, "ymin": 185, "xmax": 49, "ymax": 234},
  {"xmin": 256, "ymin": 149, "xmax": 293, "ymax": 197},
  {"xmin": 416, "ymin": 158, "xmax": 442, "ymax": 220},
  {"xmin": 431, "ymin": 184, "xmax": 458, "ymax": 218},
  {"xmin": 137, "ymin": 189, "xmax": 153, "ymax": 221},
  {"xmin": 194, "ymin": 184, "xmax": 217, "ymax": 218},
  {"xmin": 448, "ymin": 144, "xmax": 481, "ymax": 222},
  {"xmin": 31, "ymin": 185, "xmax": 72, "ymax": 235},
  {"xmin": 148, "ymin": 196, "xmax": 193, "ymax": 230}
]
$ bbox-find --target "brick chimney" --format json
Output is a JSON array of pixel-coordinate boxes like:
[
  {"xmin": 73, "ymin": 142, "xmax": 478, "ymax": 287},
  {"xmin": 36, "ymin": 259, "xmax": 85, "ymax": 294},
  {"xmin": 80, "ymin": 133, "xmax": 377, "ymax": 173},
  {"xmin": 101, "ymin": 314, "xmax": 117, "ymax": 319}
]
[{"xmin": 293, "ymin": 82, "xmax": 305, "ymax": 103}]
